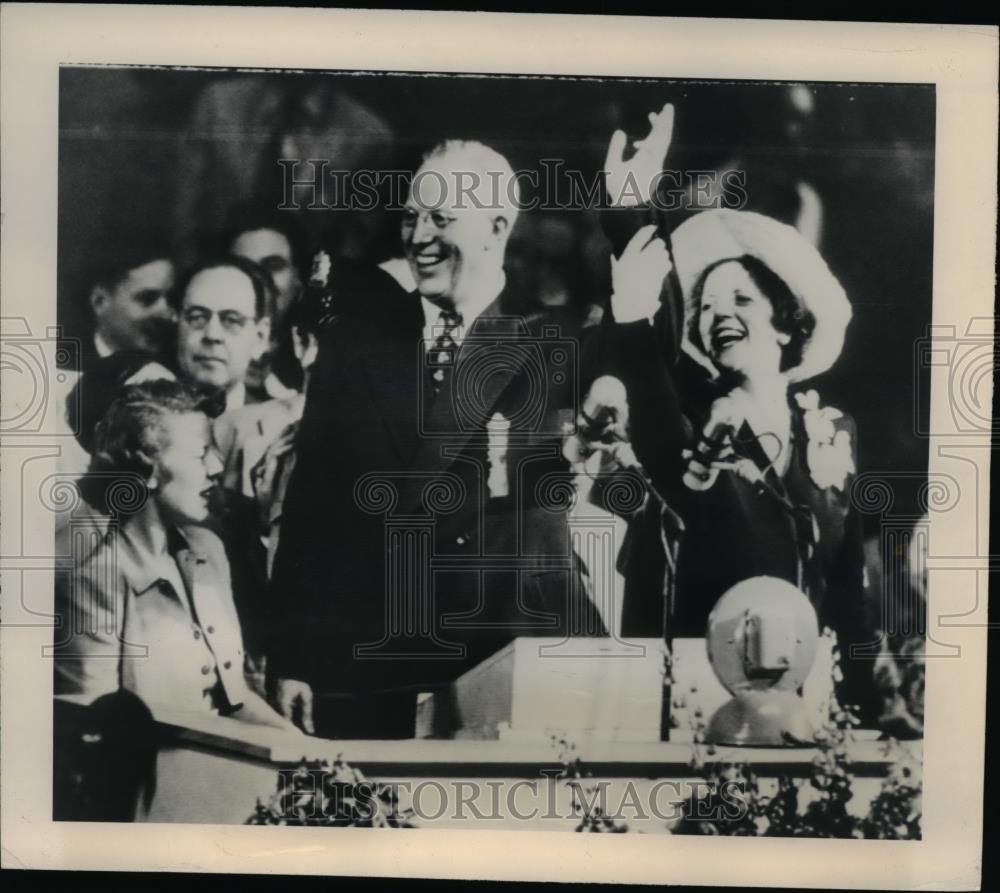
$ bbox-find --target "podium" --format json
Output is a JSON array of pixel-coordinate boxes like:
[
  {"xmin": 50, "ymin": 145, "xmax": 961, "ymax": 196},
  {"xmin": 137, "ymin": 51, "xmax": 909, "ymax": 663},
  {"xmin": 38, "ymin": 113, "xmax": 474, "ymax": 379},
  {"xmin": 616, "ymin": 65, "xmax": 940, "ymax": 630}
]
[
  {"xmin": 415, "ymin": 636, "xmax": 835, "ymax": 742},
  {"xmin": 415, "ymin": 637, "xmax": 668, "ymax": 741}
]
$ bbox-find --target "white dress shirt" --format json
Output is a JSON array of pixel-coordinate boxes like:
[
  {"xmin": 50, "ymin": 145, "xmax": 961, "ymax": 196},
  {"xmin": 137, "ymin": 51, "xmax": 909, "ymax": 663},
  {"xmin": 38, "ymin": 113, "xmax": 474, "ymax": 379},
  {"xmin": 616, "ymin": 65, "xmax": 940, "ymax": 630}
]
[
  {"xmin": 419, "ymin": 272, "xmax": 506, "ymax": 349},
  {"xmin": 225, "ymin": 381, "xmax": 247, "ymax": 412}
]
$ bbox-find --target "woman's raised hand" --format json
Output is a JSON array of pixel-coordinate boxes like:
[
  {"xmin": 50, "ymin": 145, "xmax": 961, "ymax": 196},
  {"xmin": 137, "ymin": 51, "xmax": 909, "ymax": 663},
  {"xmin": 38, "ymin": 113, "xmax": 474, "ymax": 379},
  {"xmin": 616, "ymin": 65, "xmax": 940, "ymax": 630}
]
[
  {"xmin": 610, "ymin": 224, "xmax": 672, "ymax": 324},
  {"xmin": 604, "ymin": 101, "xmax": 674, "ymax": 207}
]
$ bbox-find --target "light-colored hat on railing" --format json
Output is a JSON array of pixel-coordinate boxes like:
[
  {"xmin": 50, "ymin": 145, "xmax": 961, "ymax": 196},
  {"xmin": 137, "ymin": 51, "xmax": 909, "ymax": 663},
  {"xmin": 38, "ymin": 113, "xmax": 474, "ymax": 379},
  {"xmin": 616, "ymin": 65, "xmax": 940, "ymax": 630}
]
[{"xmin": 670, "ymin": 209, "xmax": 852, "ymax": 384}]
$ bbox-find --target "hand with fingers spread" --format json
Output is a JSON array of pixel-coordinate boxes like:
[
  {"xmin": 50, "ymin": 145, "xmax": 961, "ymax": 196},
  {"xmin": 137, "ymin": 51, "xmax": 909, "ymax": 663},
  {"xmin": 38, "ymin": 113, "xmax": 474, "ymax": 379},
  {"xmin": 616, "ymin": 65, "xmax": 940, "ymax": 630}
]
[
  {"xmin": 604, "ymin": 101, "xmax": 675, "ymax": 208},
  {"xmin": 610, "ymin": 224, "xmax": 672, "ymax": 324}
]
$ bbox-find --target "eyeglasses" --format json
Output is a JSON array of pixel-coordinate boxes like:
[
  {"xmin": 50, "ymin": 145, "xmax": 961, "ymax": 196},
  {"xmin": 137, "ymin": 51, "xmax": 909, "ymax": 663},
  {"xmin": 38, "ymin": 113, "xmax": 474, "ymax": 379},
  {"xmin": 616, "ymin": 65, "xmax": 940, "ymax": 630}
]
[
  {"xmin": 401, "ymin": 208, "xmax": 458, "ymax": 231},
  {"xmin": 181, "ymin": 306, "xmax": 252, "ymax": 334}
]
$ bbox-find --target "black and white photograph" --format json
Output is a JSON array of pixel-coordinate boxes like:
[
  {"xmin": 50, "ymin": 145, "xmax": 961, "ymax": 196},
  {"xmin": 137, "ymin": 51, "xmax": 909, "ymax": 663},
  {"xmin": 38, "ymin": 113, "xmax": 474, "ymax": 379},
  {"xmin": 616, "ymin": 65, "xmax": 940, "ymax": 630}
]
[{"xmin": 1, "ymin": 7, "xmax": 995, "ymax": 886}]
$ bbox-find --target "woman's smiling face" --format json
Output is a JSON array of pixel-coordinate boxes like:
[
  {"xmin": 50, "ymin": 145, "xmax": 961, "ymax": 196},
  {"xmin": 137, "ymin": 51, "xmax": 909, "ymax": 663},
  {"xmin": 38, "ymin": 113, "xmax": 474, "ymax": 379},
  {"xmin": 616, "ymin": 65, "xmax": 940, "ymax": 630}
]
[
  {"xmin": 150, "ymin": 412, "xmax": 224, "ymax": 526},
  {"xmin": 697, "ymin": 260, "xmax": 788, "ymax": 379}
]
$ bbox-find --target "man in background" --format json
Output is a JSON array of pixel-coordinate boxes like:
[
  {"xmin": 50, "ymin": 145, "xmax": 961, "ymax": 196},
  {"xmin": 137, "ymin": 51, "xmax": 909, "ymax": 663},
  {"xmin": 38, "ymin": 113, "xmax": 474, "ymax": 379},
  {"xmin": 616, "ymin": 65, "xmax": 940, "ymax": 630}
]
[
  {"xmin": 174, "ymin": 256, "xmax": 274, "ymax": 413},
  {"xmin": 56, "ymin": 232, "xmax": 176, "ymax": 476},
  {"xmin": 61, "ymin": 230, "xmax": 177, "ymax": 375},
  {"xmin": 222, "ymin": 205, "xmax": 309, "ymax": 402},
  {"xmin": 87, "ymin": 254, "xmax": 176, "ymax": 363}
]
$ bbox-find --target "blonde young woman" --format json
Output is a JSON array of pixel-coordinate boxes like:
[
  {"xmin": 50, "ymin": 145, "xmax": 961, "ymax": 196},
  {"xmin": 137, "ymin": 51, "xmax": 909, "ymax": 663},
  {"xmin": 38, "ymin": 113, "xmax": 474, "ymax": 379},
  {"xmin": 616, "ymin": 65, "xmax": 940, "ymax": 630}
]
[{"xmin": 55, "ymin": 379, "xmax": 293, "ymax": 729}]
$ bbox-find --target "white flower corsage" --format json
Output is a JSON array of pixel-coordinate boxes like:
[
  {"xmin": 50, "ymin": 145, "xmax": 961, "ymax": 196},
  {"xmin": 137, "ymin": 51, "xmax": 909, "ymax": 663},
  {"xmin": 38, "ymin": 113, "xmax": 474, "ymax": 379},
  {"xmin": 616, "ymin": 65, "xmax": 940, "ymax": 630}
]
[{"xmin": 794, "ymin": 390, "xmax": 855, "ymax": 492}]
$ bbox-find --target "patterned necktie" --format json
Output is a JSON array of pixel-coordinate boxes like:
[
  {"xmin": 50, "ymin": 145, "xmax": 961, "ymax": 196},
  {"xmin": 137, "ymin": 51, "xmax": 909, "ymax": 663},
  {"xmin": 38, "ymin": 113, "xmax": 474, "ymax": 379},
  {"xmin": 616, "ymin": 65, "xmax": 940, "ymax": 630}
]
[{"xmin": 427, "ymin": 308, "xmax": 463, "ymax": 397}]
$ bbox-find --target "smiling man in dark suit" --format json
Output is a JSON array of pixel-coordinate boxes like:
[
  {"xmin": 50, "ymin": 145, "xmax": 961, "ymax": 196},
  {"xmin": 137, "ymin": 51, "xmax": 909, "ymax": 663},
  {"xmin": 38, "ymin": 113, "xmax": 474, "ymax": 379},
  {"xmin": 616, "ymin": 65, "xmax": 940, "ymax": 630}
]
[{"xmin": 267, "ymin": 140, "xmax": 606, "ymax": 737}]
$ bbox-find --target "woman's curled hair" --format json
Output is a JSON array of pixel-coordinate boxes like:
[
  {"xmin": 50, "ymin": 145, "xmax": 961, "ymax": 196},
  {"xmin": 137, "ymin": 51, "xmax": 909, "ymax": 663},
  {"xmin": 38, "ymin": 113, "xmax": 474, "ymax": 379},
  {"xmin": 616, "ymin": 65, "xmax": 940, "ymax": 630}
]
[{"xmin": 78, "ymin": 379, "xmax": 215, "ymax": 515}]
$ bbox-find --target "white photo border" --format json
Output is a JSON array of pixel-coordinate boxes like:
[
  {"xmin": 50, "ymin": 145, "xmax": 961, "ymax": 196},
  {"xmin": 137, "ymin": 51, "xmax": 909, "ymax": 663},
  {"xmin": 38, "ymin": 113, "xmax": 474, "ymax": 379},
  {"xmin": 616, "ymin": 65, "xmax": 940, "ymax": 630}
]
[{"xmin": 1, "ymin": 6, "xmax": 996, "ymax": 887}]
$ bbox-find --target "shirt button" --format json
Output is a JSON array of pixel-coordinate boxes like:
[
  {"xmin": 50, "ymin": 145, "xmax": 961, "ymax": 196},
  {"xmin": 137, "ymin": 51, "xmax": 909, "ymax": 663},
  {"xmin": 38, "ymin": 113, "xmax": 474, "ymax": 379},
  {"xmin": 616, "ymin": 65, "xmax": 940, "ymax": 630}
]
[
  {"xmin": 206, "ymin": 626, "xmax": 215, "ymax": 635},
  {"xmin": 193, "ymin": 630, "xmax": 201, "ymax": 640},
  {"xmin": 201, "ymin": 665, "xmax": 211, "ymax": 675},
  {"xmin": 223, "ymin": 660, "xmax": 232, "ymax": 670}
]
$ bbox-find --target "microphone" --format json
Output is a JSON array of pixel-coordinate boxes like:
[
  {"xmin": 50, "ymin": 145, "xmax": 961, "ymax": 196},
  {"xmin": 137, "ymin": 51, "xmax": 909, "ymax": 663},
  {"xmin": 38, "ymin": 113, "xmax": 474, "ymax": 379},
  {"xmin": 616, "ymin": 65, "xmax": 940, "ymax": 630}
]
[
  {"xmin": 683, "ymin": 393, "xmax": 743, "ymax": 491},
  {"xmin": 579, "ymin": 375, "xmax": 629, "ymax": 443},
  {"xmin": 565, "ymin": 375, "xmax": 648, "ymax": 475},
  {"xmin": 564, "ymin": 375, "xmax": 629, "ymax": 465}
]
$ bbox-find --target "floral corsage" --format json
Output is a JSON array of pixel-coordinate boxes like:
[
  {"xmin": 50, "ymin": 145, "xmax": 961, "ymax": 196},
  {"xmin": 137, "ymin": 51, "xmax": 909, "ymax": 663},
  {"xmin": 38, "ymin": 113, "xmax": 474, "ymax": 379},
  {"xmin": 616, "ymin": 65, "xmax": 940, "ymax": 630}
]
[{"xmin": 794, "ymin": 390, "xmax": 855, "ymax": 492}]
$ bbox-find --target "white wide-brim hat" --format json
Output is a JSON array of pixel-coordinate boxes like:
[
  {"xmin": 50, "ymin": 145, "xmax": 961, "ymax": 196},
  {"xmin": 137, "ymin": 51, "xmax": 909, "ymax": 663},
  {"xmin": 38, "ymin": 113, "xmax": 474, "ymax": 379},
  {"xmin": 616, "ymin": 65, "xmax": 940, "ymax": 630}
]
[{"xmin": 671, "ymin": 210, "xmax": 852, "ymax": 384}]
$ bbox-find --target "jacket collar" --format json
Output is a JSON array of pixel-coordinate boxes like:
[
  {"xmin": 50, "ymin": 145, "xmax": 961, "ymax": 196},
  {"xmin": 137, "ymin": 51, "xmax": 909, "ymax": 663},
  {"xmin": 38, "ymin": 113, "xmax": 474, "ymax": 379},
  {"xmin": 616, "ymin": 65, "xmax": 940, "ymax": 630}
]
[
  {"xmin": 357, "ymin": 271, "xmax": 539, "ymax": 474},
  {"xmin": 116, "ymin": 522, "xmax": 205, "ymax": 595}
]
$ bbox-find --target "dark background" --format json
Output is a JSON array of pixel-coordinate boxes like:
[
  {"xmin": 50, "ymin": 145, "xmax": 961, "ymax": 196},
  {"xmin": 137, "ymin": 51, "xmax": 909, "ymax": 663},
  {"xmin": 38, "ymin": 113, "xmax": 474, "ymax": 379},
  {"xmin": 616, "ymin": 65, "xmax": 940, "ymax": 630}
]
[{"xmin": 58, "ymin": 67, "xmax": 935, "ymax": 520}]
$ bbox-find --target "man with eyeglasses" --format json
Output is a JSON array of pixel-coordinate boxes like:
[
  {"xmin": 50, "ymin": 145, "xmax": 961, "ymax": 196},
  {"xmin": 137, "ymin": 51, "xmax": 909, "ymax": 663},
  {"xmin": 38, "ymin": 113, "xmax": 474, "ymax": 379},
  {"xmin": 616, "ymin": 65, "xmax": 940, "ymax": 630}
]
[
  {"xmin": 68, "ymin": 255, "xmax": 275, "ymax": 455},
  {"xmin": 175, "ymin": 256, "xmax": 274, "ymax": 412}
]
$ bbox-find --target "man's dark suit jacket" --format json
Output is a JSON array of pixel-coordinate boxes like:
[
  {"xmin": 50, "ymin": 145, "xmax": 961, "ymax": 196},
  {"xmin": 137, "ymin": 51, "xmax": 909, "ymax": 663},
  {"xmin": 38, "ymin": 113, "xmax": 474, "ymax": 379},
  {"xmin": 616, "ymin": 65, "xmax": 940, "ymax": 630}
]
[{"xmin": 267, "ymin": 269, "xmax": 606, "ymax": 708}]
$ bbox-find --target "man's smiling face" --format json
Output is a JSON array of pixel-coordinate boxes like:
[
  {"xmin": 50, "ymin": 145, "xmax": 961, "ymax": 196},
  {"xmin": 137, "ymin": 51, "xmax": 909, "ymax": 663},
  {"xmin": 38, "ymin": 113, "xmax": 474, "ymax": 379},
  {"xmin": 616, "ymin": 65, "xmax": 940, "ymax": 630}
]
[{"xmin": 401, "ymin": 158, "xmax": 501, "ymax": 309}]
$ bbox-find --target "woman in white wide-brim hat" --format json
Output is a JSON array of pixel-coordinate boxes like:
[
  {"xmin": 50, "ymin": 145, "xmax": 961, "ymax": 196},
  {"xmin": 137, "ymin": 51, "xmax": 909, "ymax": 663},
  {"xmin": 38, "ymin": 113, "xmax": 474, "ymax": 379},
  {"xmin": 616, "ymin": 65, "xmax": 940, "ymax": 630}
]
[
  {"xmin": 671, "ymin": 209, "xmax": 854, "ymax": 488},
  {"xmin": 674, "ymin": 210, "xmax": 876, "ymax": 719},
  {"xmin": 604, "ymin": 208, "xmax": 878, "ymax": 723}
]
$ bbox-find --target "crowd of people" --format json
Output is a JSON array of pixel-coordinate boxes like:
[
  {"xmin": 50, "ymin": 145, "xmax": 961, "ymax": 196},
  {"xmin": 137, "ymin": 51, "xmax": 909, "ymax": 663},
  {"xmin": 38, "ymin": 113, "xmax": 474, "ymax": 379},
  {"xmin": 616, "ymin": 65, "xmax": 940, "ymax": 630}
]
[{"xmin": 53, "ymin": 99, "xmax": 913, "ymax": 740}]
